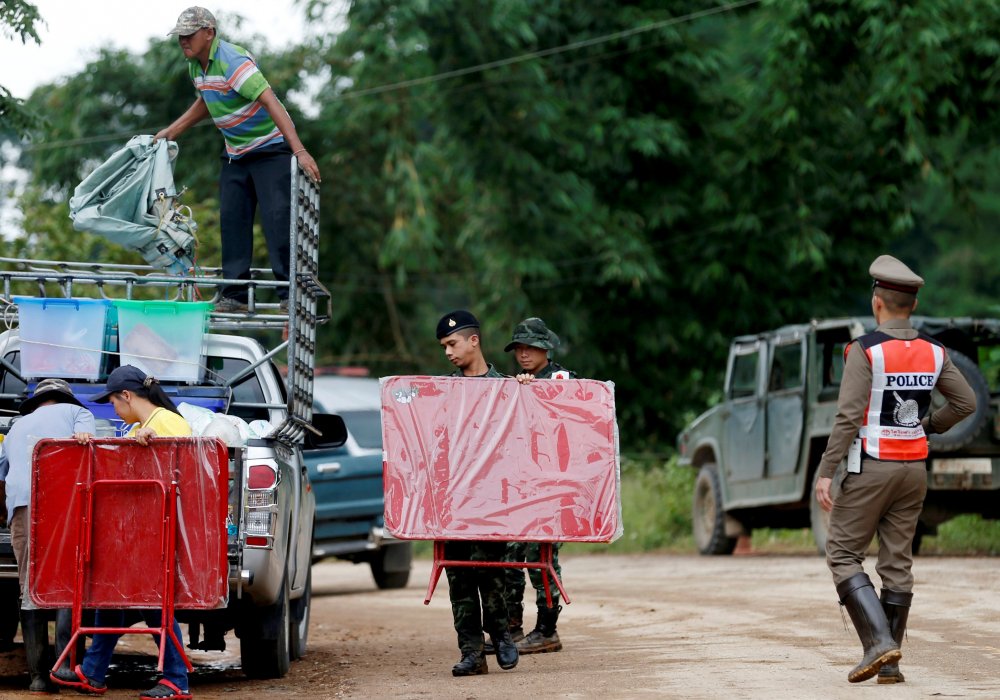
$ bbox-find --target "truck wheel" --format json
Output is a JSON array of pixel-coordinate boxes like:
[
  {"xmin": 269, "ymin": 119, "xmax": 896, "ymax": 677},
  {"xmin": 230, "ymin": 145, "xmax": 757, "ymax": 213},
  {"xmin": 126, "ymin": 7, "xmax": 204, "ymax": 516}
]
[
  {"xmin": 241, "ymin": 579, "xmax": 291, "ymax": 679},
  {"xmin": 371, "ymin": 542, "xmax": 413, "ymax": 590},
  {"xmin": 692, "ymin": 464, "xmax": 737, "ymax": 555},
  {"xmin": 809, "ymin": 469, "xmax": 839, "ymax": 555},
  {"xmin": 928, "ymin": 350, "xmax": 990, "ymax": 452},
  {"xmin": 289, "ymin": 566, "xmax": 311, "ymax": 661}
]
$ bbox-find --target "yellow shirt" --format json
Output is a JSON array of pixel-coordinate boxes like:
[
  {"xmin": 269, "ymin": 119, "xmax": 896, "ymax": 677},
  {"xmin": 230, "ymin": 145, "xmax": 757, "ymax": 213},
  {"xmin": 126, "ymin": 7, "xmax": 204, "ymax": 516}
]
[{"xmin": 127, "ymin": 407, "xmax": 192, "ymax": 438}]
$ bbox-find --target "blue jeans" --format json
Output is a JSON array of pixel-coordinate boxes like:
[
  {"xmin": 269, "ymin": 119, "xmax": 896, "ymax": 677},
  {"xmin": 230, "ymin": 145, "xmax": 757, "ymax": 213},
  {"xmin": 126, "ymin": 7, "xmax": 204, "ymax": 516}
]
[{"xmin": 82, "ymin": 609, "xmax": 188, "ymax": 690}]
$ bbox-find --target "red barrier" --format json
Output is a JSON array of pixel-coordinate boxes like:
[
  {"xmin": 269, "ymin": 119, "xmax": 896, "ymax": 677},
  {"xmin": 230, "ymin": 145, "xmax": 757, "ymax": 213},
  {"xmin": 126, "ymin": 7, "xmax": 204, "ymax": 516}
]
[
  {"xmin": 28, "ymin": 438, "xmax": 229, "ymax": 673},
  {"xmin": 381, "ymin": 376, "xmax": 621, "ymax": 603}
]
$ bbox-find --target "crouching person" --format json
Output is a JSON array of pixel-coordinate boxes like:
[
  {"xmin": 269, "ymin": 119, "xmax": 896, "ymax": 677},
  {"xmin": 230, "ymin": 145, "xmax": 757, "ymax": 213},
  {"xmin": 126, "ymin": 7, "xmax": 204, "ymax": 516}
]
[
  {"xmin": 51, "ymin": 366, "xmax": 194, "ymax": 699},
  {"xmin": 0, "ymin": 378, "xmax": 96, "ymax": 693}
]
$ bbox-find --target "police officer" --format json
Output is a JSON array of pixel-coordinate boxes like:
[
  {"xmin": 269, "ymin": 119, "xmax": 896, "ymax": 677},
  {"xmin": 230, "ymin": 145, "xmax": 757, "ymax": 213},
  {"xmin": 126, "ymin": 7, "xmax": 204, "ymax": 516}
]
[
  {"xmin": 500, "ymin": 318, "xmax": 575, "ymax": 655},
  {"xmin": 815, "ymin": 255, "xmax": 976, "ymax": 684},
  {"xmin": 435, "ymin": 310, "xmax": 518, "ymax": 676}
]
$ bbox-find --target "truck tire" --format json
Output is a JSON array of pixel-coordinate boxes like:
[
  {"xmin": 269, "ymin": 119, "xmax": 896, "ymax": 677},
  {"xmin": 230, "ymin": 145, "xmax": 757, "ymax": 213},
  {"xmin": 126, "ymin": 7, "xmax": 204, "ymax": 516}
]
[
  {"xmin": 371, "ymin": 542, "xmax": 413, "ymax": 590},
  {"xmin": 692, "ymin": 464, "xmax": 737, "ymax": 555},
  {"xmin": 928, "ymin": 350, "xmax": 990, "ymax": 452},
  {"xmin": 289, "ymin": 566, "xmax": 311, "ymax": 661},
  {"xmin": 241, "ymin": 579, "xmax": 291, "ymax": 679}
]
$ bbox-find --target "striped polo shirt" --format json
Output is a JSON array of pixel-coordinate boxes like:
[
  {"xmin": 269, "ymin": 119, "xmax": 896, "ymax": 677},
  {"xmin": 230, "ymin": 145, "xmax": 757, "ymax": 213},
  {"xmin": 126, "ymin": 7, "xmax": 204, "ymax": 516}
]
[{"xmin": 188, "ymin": 37, "xmax": 284, "ymax": 158}]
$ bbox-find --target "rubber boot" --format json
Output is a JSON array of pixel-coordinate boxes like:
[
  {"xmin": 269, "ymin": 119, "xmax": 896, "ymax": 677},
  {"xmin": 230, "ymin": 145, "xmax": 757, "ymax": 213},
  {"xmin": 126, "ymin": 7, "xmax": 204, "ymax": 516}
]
[
  {"xmin": 516, "ymin": 604, "xmax": 562, "ymax": 654},
  {"xmin": 836, "ymin": 573, "xmax": 901, "ymax": 683},
  {"xmin": 877, "ymin": 589, "xmax": 912, "ymax": 684},
  {"xmin": 488, "ymin": 629, "xmax": 519, "ymax": 670},
  {"xmin": 20, "ymin": 609, "xmax": 57, "ymax": 694},
  {"xmin": 451, "ymin": 650, "xmax": 487, "ymax": 677}
]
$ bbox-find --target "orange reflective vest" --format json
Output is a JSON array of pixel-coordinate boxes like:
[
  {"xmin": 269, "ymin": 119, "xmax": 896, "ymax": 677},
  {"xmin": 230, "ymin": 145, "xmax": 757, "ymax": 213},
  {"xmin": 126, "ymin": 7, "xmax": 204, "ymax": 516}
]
[{"xmin": 852, "ymin": 331, "xmax": 945, "ymax": 461}]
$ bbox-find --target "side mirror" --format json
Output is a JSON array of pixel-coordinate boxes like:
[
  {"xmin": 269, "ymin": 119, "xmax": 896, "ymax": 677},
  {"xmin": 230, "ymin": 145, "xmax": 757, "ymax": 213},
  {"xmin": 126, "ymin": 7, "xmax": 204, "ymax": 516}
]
[{"xmin": 305, "ymin": 412, "xmax": 348, "ymax": 450}]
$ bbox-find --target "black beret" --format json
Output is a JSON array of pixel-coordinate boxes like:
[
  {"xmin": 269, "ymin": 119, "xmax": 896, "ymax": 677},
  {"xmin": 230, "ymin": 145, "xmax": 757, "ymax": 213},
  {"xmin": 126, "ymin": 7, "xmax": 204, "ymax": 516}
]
[{"xmin": 436, "ymin": 309, "xmax": 480, "ymax": 339}]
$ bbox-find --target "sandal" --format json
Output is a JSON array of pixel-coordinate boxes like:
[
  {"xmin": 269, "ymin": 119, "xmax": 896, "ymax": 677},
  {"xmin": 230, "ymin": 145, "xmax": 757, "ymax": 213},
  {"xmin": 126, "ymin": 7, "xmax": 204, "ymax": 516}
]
[
  {"xmin": 139, "ymin": 678, "xmax": 193, "ymax": 699},
  {"xmin": 50, "ymin": 664, "xmax": 107, "ymax": 695}
]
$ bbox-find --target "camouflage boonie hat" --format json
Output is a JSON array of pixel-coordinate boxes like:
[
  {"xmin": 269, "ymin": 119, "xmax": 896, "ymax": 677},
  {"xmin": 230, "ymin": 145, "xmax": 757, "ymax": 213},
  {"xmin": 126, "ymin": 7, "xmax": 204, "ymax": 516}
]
[
  {"xmin": 168, "ymin": 6, "xmax": 217, "ymax": 36},
  {"xmin": 504, "ymin": 317, "xmax": 559, "ymax": 352}
]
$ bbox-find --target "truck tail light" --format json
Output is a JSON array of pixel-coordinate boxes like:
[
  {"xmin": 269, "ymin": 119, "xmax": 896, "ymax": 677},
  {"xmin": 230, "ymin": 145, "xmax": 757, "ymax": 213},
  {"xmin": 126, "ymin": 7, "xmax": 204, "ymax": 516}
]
[{"xmin": 245, "ymin": 463, "xmax": 278, "ymax": 549}]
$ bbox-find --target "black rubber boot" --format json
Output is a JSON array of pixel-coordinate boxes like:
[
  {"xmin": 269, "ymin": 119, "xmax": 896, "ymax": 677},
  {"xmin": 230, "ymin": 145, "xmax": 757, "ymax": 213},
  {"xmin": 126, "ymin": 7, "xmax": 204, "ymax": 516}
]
[
  {"xmin": 877, "ymin": 589, "xmax": 912, "ymax": 684},
  {"xmin": 516, "ymin": 604, "xmax": 562, "ymax": 654},
  {"xmin": 836, "ymin": 573, "xmax": 901, "ymax": 683},
  {"xmin": 20, "ymin": 609, "xmax": 57, "ymax": 694},
  {"xmin": 451, "ymin": 650, "xmax": 488, "ymax": 676},
  {"xmin": 489, "ymin": 629, "xmax": 519, "ymax": 670},
  {"xmin": 484, "ymin": 601, "xmax": 525, "ymax": 654}
]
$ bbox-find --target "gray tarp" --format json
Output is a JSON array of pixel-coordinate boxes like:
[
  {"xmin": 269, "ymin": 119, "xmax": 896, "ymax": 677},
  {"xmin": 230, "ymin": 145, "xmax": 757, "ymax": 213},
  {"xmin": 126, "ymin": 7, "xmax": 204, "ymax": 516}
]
[{"xmin": 69, "ymin": 135, "xmax": 197, "ymax": 274}]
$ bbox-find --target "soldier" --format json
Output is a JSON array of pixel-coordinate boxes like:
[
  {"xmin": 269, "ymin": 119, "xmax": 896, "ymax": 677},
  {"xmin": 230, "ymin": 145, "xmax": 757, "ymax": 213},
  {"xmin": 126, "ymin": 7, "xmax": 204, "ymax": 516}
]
[
  {"xmin": 815, "ymin": 255, "xmax": 976, "ymax": 684},
  {"xmin": 498, "ymin": 318, "xmax": 575, "ymax": 655},
  {"xmin": 436, "ymin": 310, "xmax": 518, "ymax": 677}
]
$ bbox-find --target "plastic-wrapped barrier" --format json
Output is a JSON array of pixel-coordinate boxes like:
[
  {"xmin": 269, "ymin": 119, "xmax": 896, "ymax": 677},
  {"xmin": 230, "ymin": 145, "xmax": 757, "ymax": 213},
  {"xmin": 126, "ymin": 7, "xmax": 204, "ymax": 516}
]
[
  {"xmin": 381, "ymin": 376, "xmax": 622, "ymax": 543},
  {"xmin": 28, "ymin": 437, "xmax": 229, "ymax": 610}
]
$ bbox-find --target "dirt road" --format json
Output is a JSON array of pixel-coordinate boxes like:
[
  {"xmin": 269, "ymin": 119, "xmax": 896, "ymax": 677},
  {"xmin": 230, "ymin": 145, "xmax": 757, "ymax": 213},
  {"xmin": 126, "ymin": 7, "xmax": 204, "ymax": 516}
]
[{"xmin": 1, "ymin": 553, "xmax": 998, "ymax": 699}]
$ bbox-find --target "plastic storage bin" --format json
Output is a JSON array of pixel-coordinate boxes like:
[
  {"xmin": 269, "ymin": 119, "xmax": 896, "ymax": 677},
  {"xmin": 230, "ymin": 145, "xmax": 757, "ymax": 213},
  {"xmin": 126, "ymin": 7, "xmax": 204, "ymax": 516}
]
[
  {"xmin": 15, "ymin": 297, "xmax": 114, "ymax": 380},
  {"xmin": 114, "ymin": 300, "xmax": 213, "ymax": 381}
]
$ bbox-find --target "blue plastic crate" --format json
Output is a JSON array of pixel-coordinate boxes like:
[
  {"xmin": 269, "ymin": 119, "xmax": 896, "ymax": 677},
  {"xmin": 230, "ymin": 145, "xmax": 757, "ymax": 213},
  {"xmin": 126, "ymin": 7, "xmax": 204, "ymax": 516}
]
[{"xmin": 15, "ymin": 297, "xmax": 114, "ymax": 381}]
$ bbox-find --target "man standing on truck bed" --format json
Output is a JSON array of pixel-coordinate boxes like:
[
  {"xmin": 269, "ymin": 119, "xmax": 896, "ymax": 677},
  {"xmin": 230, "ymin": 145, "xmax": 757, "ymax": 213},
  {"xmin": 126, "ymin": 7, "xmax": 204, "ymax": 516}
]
[
  {"xmin": 815, "ymin": 254, "xmax": 976, "ymax": 684},
  {"xmin": 436, "ymin": 310, "xmax": 518, "ymax": 677},
  {"xmin": 153, "ymin": 6, "xmax": 321, "ymax": 312},
  {"xmin": 500, "ymin": 317, "xmax": 575, "ymax": 656}
]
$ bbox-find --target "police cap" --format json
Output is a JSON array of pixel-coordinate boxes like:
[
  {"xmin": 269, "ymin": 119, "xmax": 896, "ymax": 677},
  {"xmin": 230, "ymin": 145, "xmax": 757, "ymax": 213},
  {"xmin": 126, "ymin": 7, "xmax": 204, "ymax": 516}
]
[
  {"xmin": 436, "ymin": 310, "xmax": 480, "ymax": 340},
  {"xmin": 504, "ymin": 317, "xmax": 559, "ymax": 352},
  {"xmin": 869, "ymin": 254, "xmax": 924, "ymax": 295}
]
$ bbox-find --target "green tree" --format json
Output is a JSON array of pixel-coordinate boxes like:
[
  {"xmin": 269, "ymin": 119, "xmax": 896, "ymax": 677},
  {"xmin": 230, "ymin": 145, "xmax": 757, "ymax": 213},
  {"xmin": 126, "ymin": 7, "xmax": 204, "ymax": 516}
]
[{"xmin": 0, "ymin": 0, "xmax": 43, "ymax": 138}]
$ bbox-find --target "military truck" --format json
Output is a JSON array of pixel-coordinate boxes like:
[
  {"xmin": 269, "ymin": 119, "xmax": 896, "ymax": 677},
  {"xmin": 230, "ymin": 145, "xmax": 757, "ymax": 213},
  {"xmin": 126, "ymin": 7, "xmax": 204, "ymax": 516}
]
[
  {"xmin": 0, "ymin": 165, "xmax": 343, "ymax": 677},
  {"xmin": 677, "ymin": 317, "xmax": 999, "ymax": 555}
]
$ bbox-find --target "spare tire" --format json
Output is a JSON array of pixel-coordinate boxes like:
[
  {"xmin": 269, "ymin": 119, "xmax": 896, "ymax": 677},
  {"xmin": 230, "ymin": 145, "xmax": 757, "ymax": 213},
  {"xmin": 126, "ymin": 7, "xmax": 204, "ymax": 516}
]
[{"xmin": 928, "ymin": 350, "xmax": 990, "ymax": 452}]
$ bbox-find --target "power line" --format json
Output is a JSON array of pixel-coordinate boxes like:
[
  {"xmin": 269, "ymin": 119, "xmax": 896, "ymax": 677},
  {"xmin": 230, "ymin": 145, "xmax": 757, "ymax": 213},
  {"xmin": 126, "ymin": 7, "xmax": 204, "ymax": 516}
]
[{"xmin": 335, "ymin": 0, "xmax": 761, "ymax": 99}]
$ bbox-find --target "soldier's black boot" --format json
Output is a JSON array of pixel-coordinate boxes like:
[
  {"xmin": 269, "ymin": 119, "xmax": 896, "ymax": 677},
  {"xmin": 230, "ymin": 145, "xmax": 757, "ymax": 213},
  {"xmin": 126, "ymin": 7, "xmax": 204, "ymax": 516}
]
[
  {"xmin": 517, "ymin": 604, "xmax": 563, "ymax": 654},
  {"xmin": 484, "ymin": 601, "xmax": 524, "ymax": 654},
  {"xmin": 877, "ymin": 589, "xmax": 912, "ymax": 684},
  {"xmin": 836, "ymin": 573, "xmax": 901, "ymax": 683},
  {"xmin": 20, "ymin": 609, "xmax": 57, "ymax": 694},
  {"xmin": 451, "ymin": 650, "xmax": 488, "ymax": 677},
  {"xmin": 489, "ymin": 629, "xmax": 519, "ymax": 670}
]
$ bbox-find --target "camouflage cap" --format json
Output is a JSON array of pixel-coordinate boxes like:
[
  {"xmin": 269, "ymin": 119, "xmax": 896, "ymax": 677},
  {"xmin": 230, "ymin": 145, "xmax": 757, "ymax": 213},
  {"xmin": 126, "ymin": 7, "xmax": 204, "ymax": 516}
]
[
  {"xmin": 504, "ymin": 317, "xmax": 559, "ymax": 352},
  {"xmin": 19, "ymin": 377, "xmax": 85, "ymax": 415},
  {"xmin": 168, "ymin": 6, "xmax": 217, "ymax": 36},
  {"xmin": 870, "ymin": 254, "xmax": 924, "ymax": 295}
]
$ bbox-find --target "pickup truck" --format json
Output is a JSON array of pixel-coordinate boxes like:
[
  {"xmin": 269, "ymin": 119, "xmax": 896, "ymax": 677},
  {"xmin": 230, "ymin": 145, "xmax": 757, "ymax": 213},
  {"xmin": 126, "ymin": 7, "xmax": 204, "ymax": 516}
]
[
  {"xmin": 0, "ymin": 163, "xmax": 342, "ymax": 678},
  {"xmin": 677, "ymin": 317, "xmax": 1000, "ymax": 555}
]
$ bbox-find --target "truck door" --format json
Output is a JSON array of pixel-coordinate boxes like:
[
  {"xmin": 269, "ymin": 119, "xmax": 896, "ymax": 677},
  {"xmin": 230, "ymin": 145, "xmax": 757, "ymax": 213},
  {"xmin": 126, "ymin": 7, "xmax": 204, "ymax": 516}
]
[
  {"xmin": 723, "ymin": 340, "xmax": 766, "ymax": 482},
  {"xmin": 765, "ymin": 334, "xmax": 806, "ymax": 477}
]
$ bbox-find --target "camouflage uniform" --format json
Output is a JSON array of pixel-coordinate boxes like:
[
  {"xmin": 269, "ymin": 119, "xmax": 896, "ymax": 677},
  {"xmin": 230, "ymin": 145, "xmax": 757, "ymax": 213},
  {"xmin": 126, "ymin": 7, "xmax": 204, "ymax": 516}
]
[
  {"xmin": 502, "ymin": 318, "xmax": 575, "ymax": 653},
  {"xmin": 443, "ymin": 362, "xmax": 511, "ymax": 654},
  {"xmin": 503, "ymin": 360, "xmax": 576, "ymax": 617}
]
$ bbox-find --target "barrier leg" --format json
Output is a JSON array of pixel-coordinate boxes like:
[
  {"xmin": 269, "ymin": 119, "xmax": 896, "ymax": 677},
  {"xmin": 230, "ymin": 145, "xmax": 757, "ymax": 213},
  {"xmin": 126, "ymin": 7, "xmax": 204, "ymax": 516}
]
[{"xmin": 423, "ymin": 541, "xmax": 447, "ymax": 605}]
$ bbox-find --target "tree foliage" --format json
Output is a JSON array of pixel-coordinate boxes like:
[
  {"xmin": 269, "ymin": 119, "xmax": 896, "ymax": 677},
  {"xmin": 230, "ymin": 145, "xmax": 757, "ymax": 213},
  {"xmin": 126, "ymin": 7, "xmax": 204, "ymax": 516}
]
[{"xmin": 0, "ymin": 0, "xmax": 44, "ymax": 138}]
